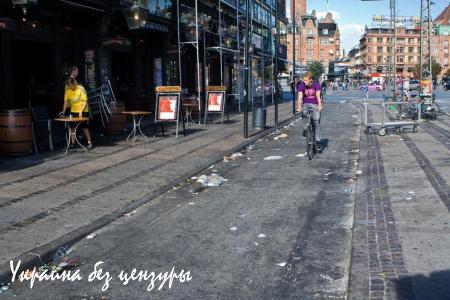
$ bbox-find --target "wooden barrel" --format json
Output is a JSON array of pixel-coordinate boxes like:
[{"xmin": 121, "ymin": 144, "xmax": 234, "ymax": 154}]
[
  {"xmin": 0, "ymin": 109, "xmax": 33, "ymax": 156},
  {"xmin": 104, "ymin": 102, "xmax": 126, "ymax": 135}
]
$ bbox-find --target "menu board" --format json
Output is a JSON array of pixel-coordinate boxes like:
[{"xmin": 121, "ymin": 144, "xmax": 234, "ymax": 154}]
[
  {"xmin": 207, "ymin": 92, "xmax": 224, "ymax": 112},
  {"xmin": 157, "ymin": 95, "xmax": 178, "ymax": 121}
]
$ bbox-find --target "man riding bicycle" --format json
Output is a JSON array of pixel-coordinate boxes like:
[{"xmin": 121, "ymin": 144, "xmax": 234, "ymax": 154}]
[{"xmin": 296, "ymin": 72, "xmax": 323, "ymax": 150}]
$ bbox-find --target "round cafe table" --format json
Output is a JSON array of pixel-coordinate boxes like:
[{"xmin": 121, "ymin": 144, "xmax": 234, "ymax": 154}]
[
  {"xmin": 121, "ymin": 111, "xmax": 151, "ymax": 143},
  {"xmin": 54, "ymin": 117, "xmax": 89, "ymax": 155},
  {"xmin": 182, "ymin": 103, "xmax": 198, "ymax": 126}
]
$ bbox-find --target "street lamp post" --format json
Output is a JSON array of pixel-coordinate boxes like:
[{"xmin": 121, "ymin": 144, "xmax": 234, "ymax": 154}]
[
  {"xmin": 292, "ymin": 2, "xmax": 296, "ymax": 115},
  {"xmin": 243, "ymin": 0, "xmax": 251, "ymax": 139}
]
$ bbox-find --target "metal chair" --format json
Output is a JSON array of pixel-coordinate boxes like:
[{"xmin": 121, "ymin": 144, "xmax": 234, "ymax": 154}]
[{"xmin": 31, "ymin": 106, "xmax": 54, "ymax": 153}]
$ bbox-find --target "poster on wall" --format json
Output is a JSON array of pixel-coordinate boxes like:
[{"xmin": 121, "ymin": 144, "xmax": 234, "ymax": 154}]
[
  {"xmin": 419, "ymin": 79, "xmax": 432, "ymax": 97},
  {"xmin": 154, "ymin": 58, "xmax": 162, "ymax": 87},
  {"xmin": 207, "ymin": 92, "xmax": 224, "ymax": 112},
  {"xmin": 157, "ymin": 95, "xmax": 178, "ymax": 121},
  {"xmin": 84, "ymin": 50, "xmax": 96, "ymax": 90}
]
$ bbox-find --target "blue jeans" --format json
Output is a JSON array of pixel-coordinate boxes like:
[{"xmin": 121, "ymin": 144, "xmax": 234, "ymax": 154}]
[{"xmin": 302, "ymin": 103, "xmax": 321, "ymax": 142}]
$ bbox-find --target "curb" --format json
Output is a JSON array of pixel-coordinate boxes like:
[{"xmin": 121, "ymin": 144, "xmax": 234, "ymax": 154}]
[{"xmin": 0, "ymin": 113, "xmax": 299, "ymax": 284}]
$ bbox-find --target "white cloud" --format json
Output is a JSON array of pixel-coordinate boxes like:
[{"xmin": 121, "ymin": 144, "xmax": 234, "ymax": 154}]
[
  {"xmin": 339, "ymin": 23, "xmax": 365, "ymax": 54},
  {"xmin": 315, "ymin": 10, "xmax": 342, "ymax": 21}
]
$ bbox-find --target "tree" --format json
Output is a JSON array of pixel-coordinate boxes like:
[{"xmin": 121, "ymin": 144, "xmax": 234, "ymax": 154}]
[
  {"xmin": 414, "ymin": 56, "xmax": 443, "ymax": 79},
  {"xmin": 307, "ymin": 61, "xmax": 325, "ymax": 80}
]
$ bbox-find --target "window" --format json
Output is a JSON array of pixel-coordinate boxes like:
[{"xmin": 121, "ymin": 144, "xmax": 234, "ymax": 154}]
[
  {"xmin": 368, "ymin": 47, "xmax": 371, "ymax": 53},
  {"xmin": 307, "ymin": 49, "xmax": 313, "ymax": 56},
  {"xmin": 377, "ymin": 37, "xmax": 383, "ymax": 43},
  {"xmin": 397, "ymin": 47, "xmax": 404, "ymax": 53},
  {"xmin": 307, "ymin": 38, "xmax": 313, "ymax": 45},
  {"xmin": 434, "ymin": 48, "xmax": 439, "ymax": 54},
  {"xmin": 307, "ymin": 29, "xmax": 313, "ymax": 35},
  {"xmin": 408, "ymin": 38, "xmax": 415, "ymax": 44},
  {"xmin": 408, "ymin": 56, "xmax": 414, "ymax": 62},
  {"xmin": 408, "ymin": 47, "xmax": 414, "ymax": 53},
  {"xmin": 397, "ymin": 38, "xmax": 405, "ymax": 44},
  {"xmin": 368, "ymin": 37, "xmax": 372, "ymax": 43},
  {"xmin": 320, "ymin": 49, "xmax": 324, "ymax": 56},
  {"xmin": 377, "ymin": 56, "xmax": 382, "ymax": 63},
  {"xmin": 397, "ymin": 55, "xmax": 404, "ymax": 63},
  {"xmin": 323, "ymin": 29, "xmax": 328, "ymax": 35},
  {"xmin": 377, "ymin": 47, "xmax": 383, "ymax": 53}
]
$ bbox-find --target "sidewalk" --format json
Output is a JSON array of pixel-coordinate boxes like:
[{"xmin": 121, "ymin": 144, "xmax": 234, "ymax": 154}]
[
  {"xmin": 349, "ymin": 101, "xmax": 450, "ymax": 299},
  {"xmin": 0, "ymin": 102, "xmax": 295, "ymax": 282}
]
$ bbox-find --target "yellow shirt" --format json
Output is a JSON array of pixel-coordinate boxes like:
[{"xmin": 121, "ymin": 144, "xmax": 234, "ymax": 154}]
[{"xmin": 64, "ymin": 86, "xmax": 89, "ymax": 113}]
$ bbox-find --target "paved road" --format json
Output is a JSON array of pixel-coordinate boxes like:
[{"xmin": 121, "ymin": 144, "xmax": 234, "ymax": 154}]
[{"xmin": 3, "ymin": 102, "xmax": 360, "ymax": 299}]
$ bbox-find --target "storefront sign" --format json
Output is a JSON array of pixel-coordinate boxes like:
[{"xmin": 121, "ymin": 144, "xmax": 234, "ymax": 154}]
[
  {"xmin": 144, "ymin": 22, "xmax": 169, "ymax": 32},
  {"xmin": 207, "ymin": 92, "xmax": 224, "ymax": 112},
  {"xmin": 101, "ymin": 38, "xmax": 132, "ymax": 48},
  {"xmin": 157, "ymin": 95, "xmax": 178, "ymax": 121}
]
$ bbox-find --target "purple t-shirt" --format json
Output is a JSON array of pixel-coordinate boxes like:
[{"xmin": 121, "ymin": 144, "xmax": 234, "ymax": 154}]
[{"xmin": 297, "ymin": 82, "xmax": 321, "ymax": 104}]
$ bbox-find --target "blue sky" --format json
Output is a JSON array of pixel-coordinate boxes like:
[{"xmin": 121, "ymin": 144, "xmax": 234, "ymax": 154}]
[{"xmin": 287, "ymin": 0, "xmax": 449, "ymax": 54}]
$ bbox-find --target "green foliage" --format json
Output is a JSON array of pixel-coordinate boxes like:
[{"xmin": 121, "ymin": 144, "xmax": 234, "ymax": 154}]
[{"xmin": 307, "ymin": 61, "xmax": 325, "ymax": 80}]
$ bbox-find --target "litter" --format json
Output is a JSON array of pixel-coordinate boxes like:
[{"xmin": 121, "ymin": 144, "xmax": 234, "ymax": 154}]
[
  {"xmin": 247, "ymin": 158, "xmax": 251, "ymax": 160},
  {"xmin": 276, "ymin": 262, "xmax": 287, "ymax": 267},
  {"xmin": 230, "ymin": 227, "xmax": 237, "ymax": 231},
  {"xmin": 231, "ymin": 152, "xmax": 244, "ymax": 159},
  {"xmin": 274, "ymin": 133, "xmax": 288, "ymax": 140},
  {"xmin": 258, "ymin": 234, "xmax": 266, "ymax": 238},
  {"xmin": 86, "ymin": 233, "xmax": 97, "ymax": 239},
  {"xmin": 356, "ymin": 170, "xmax": 363, "ymax": 175},
  {"xmin": 406, "ymin": 197, "xmax": 413, "ymax": 200},
  {"xmin": 264, "ymin": 156, "xmax": 283, "ymax": 160},
  {"xmin": 323, "ymin": 172, "xmax": 332, "ymax": 176},
  {"xmin": 190, "ymin": 176, "xmax": 198, "ymax": 180},
  {"xmin": 254, "ymin": 242, "xmax": 259, "ymax": 246},
  {"xmin": 209, "ymin": 165, "xmax": 214, "ymax": 169},
  {"xmin": 344, "ymin": 188, "xmax": 353, "ymax": 194},
  {"xmin": 408, "ymin": 191, "xmax": 416, "ymax": 194},
  {"xmin": 196, "ymin": 174, "xmax": 225, "ymax": 187},
  {"xmin": 295, "ymin": 153, "xmax": 306, "ymax": 158},
  {"xmin": 125, "ymin": 210, "xmax": 137, "ymax": 217},
  {"xmin": 0, "ymin": 283, "xmax": 10, "ymax": 294},
  {"xmin": 246, "ymin": 144, "xmax": 256, "ymax": 151},
  {"xmin": 188, "ymin": 202, "xmax": 195, "ymax": 205},
  {"xmin": 52, "ymin": 245, "xmax": 72, "ymax": 261}
]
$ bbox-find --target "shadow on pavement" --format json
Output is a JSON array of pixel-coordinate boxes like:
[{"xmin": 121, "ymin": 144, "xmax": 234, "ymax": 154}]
[{"xmin": 395, "ymin": 269, "xmax": 450, "ymax": 300}]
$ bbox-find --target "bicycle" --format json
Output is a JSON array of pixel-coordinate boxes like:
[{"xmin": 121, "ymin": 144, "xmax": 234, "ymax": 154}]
[{"xmin": 302, "ymin": 107, "xmax": 318, "ymax": 160}]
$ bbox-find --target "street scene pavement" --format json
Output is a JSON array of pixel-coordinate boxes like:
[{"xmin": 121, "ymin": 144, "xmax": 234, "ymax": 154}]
[{"xmin": 1, "ymin": 89, "xmax": 450, "ymax": 299}]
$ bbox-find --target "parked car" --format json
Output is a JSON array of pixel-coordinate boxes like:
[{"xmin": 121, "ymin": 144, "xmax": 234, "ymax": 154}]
[
  {"xmin": 409, "ymin": 80, "xmax": 420, "ymax": 91},
  {"xmin": 360, "ymin": 82, "xmax": 384, "ymax": 91}
]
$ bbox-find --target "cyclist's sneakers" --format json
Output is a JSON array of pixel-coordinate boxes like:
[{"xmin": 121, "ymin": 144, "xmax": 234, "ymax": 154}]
[{"xmin": 302, "ymin": 130, "xmax": 306, "ymax": 138}]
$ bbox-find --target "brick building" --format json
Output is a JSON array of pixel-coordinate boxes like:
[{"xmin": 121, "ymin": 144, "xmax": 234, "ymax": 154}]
[
  {"xmin": 432, "ymin": 4, "xmax": 450, "ymax": 79},
  {"xmin": 286, "ymin": 0, "xmax": 340, "ymax": 77}
]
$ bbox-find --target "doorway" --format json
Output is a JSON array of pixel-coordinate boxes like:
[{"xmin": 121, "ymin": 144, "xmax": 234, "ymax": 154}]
[
  {"xmin": 111, "ymin": 51, "xmax": 136, "ymax": 105},
  {"xmin": 11, "ymin": 40, "xmax": 54, "ymax": 110}
]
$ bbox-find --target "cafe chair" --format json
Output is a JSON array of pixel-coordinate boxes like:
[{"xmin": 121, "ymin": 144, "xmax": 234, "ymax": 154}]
[{"xmin": 31, "ymin": 106, "xmax": 54, "ymax": 153}]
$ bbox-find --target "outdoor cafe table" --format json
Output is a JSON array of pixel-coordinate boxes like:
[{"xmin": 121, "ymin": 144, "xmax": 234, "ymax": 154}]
[
  {"xmin": 54, "ymin": 117, "xmax": 89, "ymax": 155},
  {"xmin": 121, "ymin": 111, "xmax": 151, "ymax": 143},
  {"xmin": 182, "ymin": 96, "xmax": 199, "ymax": 126}
]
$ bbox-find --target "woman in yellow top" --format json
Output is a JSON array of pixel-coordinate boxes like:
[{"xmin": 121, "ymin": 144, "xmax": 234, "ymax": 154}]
[{"xmin": 60, "ymin": 77, "xmax": 94, "ymax": 150}]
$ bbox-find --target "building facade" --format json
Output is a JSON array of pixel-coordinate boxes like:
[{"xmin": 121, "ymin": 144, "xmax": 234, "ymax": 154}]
[
  {"xmin": 286, "ymin": 0, "xmax": 340, "ymax": 77},
  {"xmin": 432, "ymin": 4, "xmax": 450, "ymax": 79},
  {"xmin": 0, "ymin": 0, "xmax": 288, "ymax": 114}
]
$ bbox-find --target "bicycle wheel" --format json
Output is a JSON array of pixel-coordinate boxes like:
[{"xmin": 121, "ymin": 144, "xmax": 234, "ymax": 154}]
[{"xmin": 306, "ymin": 124, "xmax": 314, "ymax": 160}]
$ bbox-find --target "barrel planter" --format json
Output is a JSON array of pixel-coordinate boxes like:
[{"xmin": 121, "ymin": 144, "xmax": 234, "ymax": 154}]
[
  {"xmin": 104, "ymin": 102, "xmax": 126, "ymax": 135},
  {"xmin": 0, "ymin": 109, "xmax": 33, "ymax": 156}
]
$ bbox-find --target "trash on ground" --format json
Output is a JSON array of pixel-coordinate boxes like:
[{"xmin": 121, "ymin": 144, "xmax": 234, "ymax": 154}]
[
  {"xmin": 52, "ymin": 245, "xmax": 72, "ymax": 261},
  {"xmin": 254, "ymin": 242, "xmax": 259, "ymax": 246},
  {"xmin": 276, "ymin": 262, "xmax": 287, "ymax": 267},
  {"xmin": 408, "ymin": 191, "xmax": 416, "ymax": 194},
  {"xmin": 190, "ymin": 176, "xmax": 198, "ymax": 180},
  {"xmin": 258, "ymin": 234, "xmax": 266, "ymax": 238},
  {"xmin": 323, "ymin": 172, "xmax": 332, "ymax": 176},
  {"xmin": 196, "ymin": 174, "xmax": 225, "ymax": 187},
  {"xmin": 274, "ymin": 133, "xmax": 288, "ymax": 140},
  {"xmin": 209, "ymin": 165, "xmax": 214, "ymax": 169},
  {"xmin": 406, "ymin": 197, "xmax": 413, "ymax": 200},
  {"xmin": 247, "ymin": 158, "xmax": 251, "ymax": 160},
  {"xmin": 344, "ymin": 188, "xmax": 353, "ymax": 194},
  {"xmin": 264, "ymin": 156, "xmax": 283, "ymax": 160},
  {"xmin": 224, "ymin": 152, "xmax": 244, "ymax": 162},
  {"xmin": 0, "ymin": 283, "xmax": 10, "ymax": 294},
  {"xmin": 86, "ymin": 233, "xmax": 97, "ymax": 239},
  {"xmin": 230, "ymin": 227, "xmax": 237, "ymax": 231},
  {"xmin": 356, "ymin": 170, "xmax": 363, "ymax": 175},
  {"xmin": 246, "ymin": 144, "xmax": 256, "ymax": 151},
  {"xmin": 295, "ymin": 153, "xmax": 306, "ymax": 158},
  {"xmin": 346, "ymin": 178, "xmax": 355, "ymax": 184},
  {"xmin": 188, "ymin": 202, "xmax": 195, "ymax": 205},
  {"xmin": 125, "ymin": 210, "xmax": 137, "ymax": 217}
]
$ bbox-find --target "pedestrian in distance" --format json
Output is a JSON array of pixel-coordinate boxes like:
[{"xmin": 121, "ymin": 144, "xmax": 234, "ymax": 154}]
[
  {"xmin": 296, "ymin": 72, "xmax": 324, "ymax": 150},
  {"xmin": 60, "ymin": 77, "xmax": 95, "ymax": 150},
  {"xmin": 321, "ymin": 80, "xmax": 327, "ymax": 95}
]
